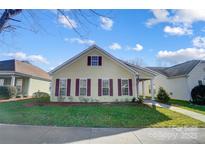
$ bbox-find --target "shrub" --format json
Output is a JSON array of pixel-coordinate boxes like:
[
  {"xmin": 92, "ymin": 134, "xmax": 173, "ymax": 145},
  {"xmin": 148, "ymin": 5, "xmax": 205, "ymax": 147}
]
[
  {"xmin": 132, "ymin": 96, "xmax": 144, "ymax": 104},
  {"xmin": 191, "ymin": 85, "xmax": 205, "ymax": 105},
  {"xmin": 32, "ymin": 91, "xmax": 50, "ymax": 98},
  {"xmin": 32, "ymin": 91, "xmax": 50, "ymax": 102},
  {"xmin": 156, "ymin": 87, "xmax": 170, "ymax": 103},
  {"xmin": 0, "ymin": 86, "xmax": 17, "ymax": 99}
]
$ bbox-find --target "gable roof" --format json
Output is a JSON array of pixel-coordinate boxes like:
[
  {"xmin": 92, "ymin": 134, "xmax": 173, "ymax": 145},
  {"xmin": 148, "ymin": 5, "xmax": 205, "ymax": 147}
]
[
  {"xmin": 0, "ymin": 59, "xmax": 51, "ymax": 81},
  {"xmin": 147, "ymin": 60, "xmax": 202, "ymax": 78},
  {"xmin": 50, "ymin": 45, "xmax": 156, "ymax": 77}
]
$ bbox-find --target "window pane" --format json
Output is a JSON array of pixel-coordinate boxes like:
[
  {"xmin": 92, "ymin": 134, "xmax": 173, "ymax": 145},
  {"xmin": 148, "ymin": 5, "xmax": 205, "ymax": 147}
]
[
  {"xmin": 102, "ymin": 80, "xmax": 109, "ymax": 88},
  {"xmin": 80, "ymin": 88, "xmax": 86, "ymax": 96},
  {"xmin": 121, "ymin": 79, "xmax": 129, "ymax": 95},
  {"xmin": 122, "ymin": 80, "xmax": 128, "ymax": 88},
  {"xmin": 80, "ymin": 79, "xmax": 87, "ymax": 96},
  {"xmin": 122, "ymin": 88, "xmax": 128, "ymax": 95},
  {"xmin": 80, "ymin": 79, "xmax": 86, "ymax": 88},
  {"xmin": 60, "ymin": 79, "xmax": 66, "ymax": 96},
  {"xmin": 91, "ymin": 56, "xmax": 99, "ymax": 66},
  {"xmin": 103, "ymin": 88, "xmax": 109, "ymax": 96}
]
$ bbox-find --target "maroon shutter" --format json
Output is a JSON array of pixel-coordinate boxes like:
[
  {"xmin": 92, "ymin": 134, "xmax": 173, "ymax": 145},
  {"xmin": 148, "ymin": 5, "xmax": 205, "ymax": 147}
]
[
  {"xmin": 98, "ymin": 56, "xmax": 102, "ymax": 66},
  {"xmin": 129, "ymin": 79, "xmax": 133, "ymax": 96},
  {"xmin": 87, "ymin": 56, "xmax": 91, "ymax": 66},
  {"xmin": 118, "ymin": 79, "xmax": 121, "ymax": 96},
  {"xmin": 109, "ymin": 79, "xmax": 113, "ymax": 96},
  {"xmin": 87, "ymin": 79, "xmax": 91, "ymax": 96},
  {"xmin": 67, "ymin": 79, "xmax": 71, "ymax": 96},
  {"xmin": 55, "ymin": 79, "xmax": 59, "ymax": 96},
  {"xmin": 98, "ymin": 79, "xmax": 102, "ymax": 96},
  {"xmin": 75, "ymin": 79, "xmax": 79, "ymax": 96}
]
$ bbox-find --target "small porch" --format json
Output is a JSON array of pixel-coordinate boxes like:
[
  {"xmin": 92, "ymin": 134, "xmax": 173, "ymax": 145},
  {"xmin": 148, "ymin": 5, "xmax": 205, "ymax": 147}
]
[
  {"xmin": 136, "ymin": 77, "xmax": 155, "ymax": 100},
  {"xmin": 0, "ymin": 75, "xmax": 30, "ymax": 97}
]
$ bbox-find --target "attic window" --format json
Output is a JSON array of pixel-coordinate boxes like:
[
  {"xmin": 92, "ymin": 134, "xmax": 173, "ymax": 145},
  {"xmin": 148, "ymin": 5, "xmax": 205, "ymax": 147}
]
[
  {"xmin": 87, "ymin": 56, "xmax": 102, "ymax": 66},
  {"xmin": 91, "ymin": 56, "xmax": 99, "ymax": 66}
]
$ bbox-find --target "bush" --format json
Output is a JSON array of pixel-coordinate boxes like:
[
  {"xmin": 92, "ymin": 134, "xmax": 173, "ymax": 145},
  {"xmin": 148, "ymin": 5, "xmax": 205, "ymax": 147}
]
[
  {"xmin": 0, "ymin": 86, "xmax": 17, "ymax": 99},
  {"xmin": 132, "ymin": 96, "xmax": 144, "ymax": 104},
  {"xmin": 156, "ymin": 87, "xmax": 170, "ymax": 103},
  {"xmin": 32, "ymin": 91, "xmax": 50, "ymax": 98},
  {"xmin": 191, "ymin": 85, "xmax": 205, "ymax": 105},
  {"xmin": 32, "ymin": 91, "xmax": 50, "ymax": 102}
]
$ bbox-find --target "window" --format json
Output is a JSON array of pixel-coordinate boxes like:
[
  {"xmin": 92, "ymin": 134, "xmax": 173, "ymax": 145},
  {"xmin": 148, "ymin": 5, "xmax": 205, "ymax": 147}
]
[
  {"xmin": 91, "ymin": 56, "xmax": 99, "ymax": 66},
  {"xmin": 121, "ymin": 79, "xmax": 129, "ymax": 96},
  {"xmin": 79, "ymin": 79, "xmax": 87, "ymax": 96},
  {"xmin": 102, "ymin": 79, "xmax": 109, "ymax": 96},
  {"xmin": 59, "ymin": 79, "xmax": 66, "ymax": 96},
  {"xmin": 0, "ymin": 79, "xmax": 4, "ymax": 86}
]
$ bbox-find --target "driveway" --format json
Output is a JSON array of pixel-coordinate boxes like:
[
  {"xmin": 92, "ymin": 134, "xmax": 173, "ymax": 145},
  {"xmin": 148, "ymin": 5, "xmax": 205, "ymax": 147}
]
[{"xmin": 0, "ymin": 124, "xmax": 204, "ymax": 144}]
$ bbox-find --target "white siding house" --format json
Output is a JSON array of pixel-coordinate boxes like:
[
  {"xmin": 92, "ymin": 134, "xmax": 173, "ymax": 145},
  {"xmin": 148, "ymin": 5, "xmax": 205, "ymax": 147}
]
[{"xmin": 141, "ymin": 60, "xmax": 205, "ymax": 101}]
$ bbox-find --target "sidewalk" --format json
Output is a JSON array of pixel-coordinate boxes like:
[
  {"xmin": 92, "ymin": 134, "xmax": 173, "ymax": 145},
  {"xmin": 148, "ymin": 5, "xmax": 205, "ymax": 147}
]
[
  {"xmin": 0, "ymin": 124, "xmax": 204, "ymax": 144},
  {"xmin": 0, "ymin": 97, "xmax": 32, "ymax": 103},
  {"xmin": 144, "ymin": 100, "xmax": 205, "ymax": 123}
]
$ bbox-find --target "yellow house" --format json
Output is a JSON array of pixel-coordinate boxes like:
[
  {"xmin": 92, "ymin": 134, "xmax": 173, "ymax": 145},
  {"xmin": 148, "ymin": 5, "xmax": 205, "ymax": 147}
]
[
  {"xmin": 0, "ymin": 59, "xmax": 51, "ymax": 97},
  {"xmin": 50, "ymin": 45, "xmax": 156, "ymax": 102}
]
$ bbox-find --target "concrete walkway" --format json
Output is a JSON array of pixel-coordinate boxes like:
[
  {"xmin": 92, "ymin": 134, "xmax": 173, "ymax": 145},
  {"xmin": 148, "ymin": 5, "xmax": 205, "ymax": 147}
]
[
  {"xmin": 144, "ymin": 100, "xmax": 205, "ymax": 123},
  {"xmin": 0, "ymin": 124, "xmax": 204, "ymax": 144}
]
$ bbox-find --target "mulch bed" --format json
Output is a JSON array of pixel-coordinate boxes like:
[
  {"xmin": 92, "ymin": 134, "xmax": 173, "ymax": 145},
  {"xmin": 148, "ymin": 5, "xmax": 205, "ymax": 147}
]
[{"xmin": 24, "ymin": 102, "xmax": 101, "ymax": 107}]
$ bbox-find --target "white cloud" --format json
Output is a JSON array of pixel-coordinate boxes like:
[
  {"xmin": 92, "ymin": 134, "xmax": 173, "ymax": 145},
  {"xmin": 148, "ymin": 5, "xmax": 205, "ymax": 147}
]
[
  {"xmin": 146, "ymin": 9, "xmax": 170, "ymax": 26},
  {"xmin": 109, "ymin": 43, "xmax": 122, "ymax": 50},
  {"xmin": 68, "ymin": 38, "xmax": 95, "ymax": 46},
  {"xmin": 133, "ymin": 44, "xmax": 143, "ymax": 51},
  {"xmin": 164, "ymin": 26, "xmax": 192, "ymax": 36},
  {"xmin": 147, "ymin": 10, "xmax": 205, "ymax": 36},
  {"xmin": 157, "ymin": 48, "xmax": 205, "ymax": 64},
  {"xmin": 100, "ymin": 17, "xmax": 113, "ymax": 30},
  {"xmin": 192, "ymin": 36, "xmax": 205, "ymax": 48},
  {"xmin": 127, "ymin": 43, "xmax": 143, "ymax": 52},
  {"xmin": 58, "ymin": 15, "xmax": 77, "ymax": 29},
  {"xmin": 147, "ymin": 9, "xmax": 205, "ymax": 27},
  {"xmin": 2, "ymin": 52, "xmax": 49, "ymax": 64}
]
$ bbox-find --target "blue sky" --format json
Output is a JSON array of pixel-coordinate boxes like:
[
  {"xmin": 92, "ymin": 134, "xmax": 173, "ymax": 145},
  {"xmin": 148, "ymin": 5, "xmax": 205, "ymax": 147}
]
[{"xmin": 1, "ymin": 9, "xmax": 205, "ymax": 71}]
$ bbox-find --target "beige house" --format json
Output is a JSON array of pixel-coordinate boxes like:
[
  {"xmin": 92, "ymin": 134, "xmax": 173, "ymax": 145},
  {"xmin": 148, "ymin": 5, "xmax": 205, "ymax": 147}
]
[
  {"xmin": 140, "ymin": 60, "xmax": 205, "ymax": 101},
  {"xmin": 50, "ymin": 45, "xmax": 156, "ymax": 102},
  {"xmin": 0, "ymin": 59, "xmax": 51, "ymax": 97}
]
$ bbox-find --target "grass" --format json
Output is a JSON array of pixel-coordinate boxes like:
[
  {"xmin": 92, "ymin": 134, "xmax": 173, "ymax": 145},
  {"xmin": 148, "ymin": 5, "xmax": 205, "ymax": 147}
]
[
  {"xmin": 169, "ymin": 99, "xmax": 205, "ymax": 115},
  {"xmin": 0, "ymin": 99, "xmax": 204, "ymax": 128}
]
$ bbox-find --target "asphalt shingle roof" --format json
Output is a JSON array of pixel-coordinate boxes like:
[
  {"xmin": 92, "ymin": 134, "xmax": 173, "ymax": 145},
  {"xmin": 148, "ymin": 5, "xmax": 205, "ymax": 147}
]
[
  {"xmin": 147, "ymin": 60, "xmax": 201, "ymax": 77},
  {"xmin": 0, "ymin": 59, "xmax": 51, "ymax": 80}
]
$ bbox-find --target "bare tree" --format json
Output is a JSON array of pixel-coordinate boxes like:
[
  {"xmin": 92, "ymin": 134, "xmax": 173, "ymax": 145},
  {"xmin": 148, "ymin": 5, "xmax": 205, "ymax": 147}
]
[
  {"xmin": 0, "ymin": 9, "xmax": 112, "ymax": 38},
  {"xmin": 0, "ymin": 9, "xmax": 22, "ymax": 32}
]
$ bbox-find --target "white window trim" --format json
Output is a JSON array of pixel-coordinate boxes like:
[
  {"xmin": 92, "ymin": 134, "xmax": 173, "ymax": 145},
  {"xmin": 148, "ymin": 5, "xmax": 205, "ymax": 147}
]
[
  {"xmin": 102, "ymin": 79, "xmax": 110, "ymax": 96},
  {"xmin": 59, "ymin": 78, "xmax": 67, "ymax": 97},
  {"xmin": 90, "ymin": 55, "xmax": 100, "ymax": 67},
  {"xmin": 121, "ymin": 79, "xmax": 129, "ymax": 96},
  {"xmin": 79, "ymin": 78, "xmax": 88, "ymax": 96}
]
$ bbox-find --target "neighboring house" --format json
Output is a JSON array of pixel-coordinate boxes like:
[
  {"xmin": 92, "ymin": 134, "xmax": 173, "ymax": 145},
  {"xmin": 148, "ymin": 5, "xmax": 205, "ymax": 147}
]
[
  {"xmin": 0, "ymin": 59, "xmax": 51, "ymax": 97},
  {"xmin": 50, "ymin": 45, "xmax": 156, "ymax": 102},
  {"xmin": 140, "ymin": 60, "xmax": 205, "ymax": 101}
]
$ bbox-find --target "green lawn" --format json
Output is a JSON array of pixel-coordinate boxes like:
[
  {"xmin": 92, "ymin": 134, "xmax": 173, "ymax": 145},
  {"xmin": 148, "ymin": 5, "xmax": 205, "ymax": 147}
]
[
  {"xmin": 0, "ymin": 99, "xmax": 205, "ymax": 128},
  {"xmin": 169, "ymin": 99, "xmax": 205, "ymax": 115}
]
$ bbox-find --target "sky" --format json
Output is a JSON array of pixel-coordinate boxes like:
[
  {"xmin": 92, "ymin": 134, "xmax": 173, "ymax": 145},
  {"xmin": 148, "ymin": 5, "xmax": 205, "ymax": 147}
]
[{"xmin": 1, "ymin": 9, "xmax": 205, "ymax": 72}]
